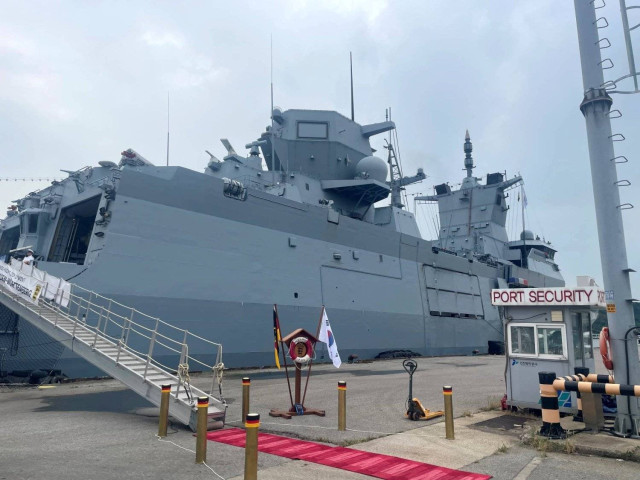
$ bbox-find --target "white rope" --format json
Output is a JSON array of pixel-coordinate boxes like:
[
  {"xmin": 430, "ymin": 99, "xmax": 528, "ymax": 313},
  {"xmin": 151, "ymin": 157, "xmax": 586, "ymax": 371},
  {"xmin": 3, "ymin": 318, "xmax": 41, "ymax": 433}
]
[
  {"xmin": 225, "ymin": 418, "xmax": 444, "ymax": 438},
  {"xmin": 155, "ymin": 435, "xmax": 226, "ymax": 479}
]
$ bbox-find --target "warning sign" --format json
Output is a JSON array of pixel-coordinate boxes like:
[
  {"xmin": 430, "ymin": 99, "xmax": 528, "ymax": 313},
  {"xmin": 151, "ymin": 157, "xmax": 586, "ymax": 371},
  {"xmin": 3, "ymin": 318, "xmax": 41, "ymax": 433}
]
[{"xmin": 606, "ymin": 303, "xmax": 616, "ymax": 313}]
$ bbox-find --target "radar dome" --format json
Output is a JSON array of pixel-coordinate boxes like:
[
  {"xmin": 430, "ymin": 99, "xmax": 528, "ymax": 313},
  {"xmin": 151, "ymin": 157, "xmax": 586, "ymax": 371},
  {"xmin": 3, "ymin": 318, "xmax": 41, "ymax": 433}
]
[
  {"xmin": 520, "ymin": 230, "xmax": 535, "ymax": 241},
  {"xmin": 356, "ymin": 155, "xmax": 388, "ymax": 182}
]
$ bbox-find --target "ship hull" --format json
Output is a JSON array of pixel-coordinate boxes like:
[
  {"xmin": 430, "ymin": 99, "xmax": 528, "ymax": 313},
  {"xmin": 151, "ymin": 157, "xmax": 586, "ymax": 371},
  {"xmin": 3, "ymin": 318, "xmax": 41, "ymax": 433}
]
[{"xmin": 2, "ymin": 167, "xmax": 536, "ymax": 377}]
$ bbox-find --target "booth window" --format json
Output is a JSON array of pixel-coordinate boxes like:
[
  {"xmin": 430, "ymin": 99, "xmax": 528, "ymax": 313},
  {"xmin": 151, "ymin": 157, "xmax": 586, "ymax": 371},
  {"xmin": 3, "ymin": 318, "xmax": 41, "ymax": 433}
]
[
  {"xmin": 511, "ymin": 326, "xmax": 535, "ymax": 355},
  {"xmin": 509, "ymin": 323, "xmax": 567, "ymax": 359}
]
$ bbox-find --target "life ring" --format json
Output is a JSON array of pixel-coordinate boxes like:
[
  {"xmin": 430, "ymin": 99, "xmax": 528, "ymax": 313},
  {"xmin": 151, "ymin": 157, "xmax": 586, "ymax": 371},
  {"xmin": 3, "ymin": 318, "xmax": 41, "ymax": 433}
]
[
  {"xmin": 289, "ymin": 336, "xmax": 313, "ymax": 364},
  {"xmin": 599, "ymin": 327, "xmax": 614, "ymax": 370}
]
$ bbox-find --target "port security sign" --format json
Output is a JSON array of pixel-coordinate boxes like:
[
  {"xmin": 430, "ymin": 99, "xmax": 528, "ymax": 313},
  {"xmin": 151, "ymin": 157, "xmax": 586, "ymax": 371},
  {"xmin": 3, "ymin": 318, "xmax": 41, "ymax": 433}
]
[{"xmin": 491, "ymin": 287, "xmax": 606, "ymax": 307}]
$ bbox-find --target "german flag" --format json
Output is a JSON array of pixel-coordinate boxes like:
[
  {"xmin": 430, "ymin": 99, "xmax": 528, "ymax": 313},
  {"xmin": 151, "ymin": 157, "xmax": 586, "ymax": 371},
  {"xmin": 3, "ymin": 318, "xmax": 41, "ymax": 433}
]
[{"xmin": 273, "ymin": 304, "xmax": 282, "ymax": 369}]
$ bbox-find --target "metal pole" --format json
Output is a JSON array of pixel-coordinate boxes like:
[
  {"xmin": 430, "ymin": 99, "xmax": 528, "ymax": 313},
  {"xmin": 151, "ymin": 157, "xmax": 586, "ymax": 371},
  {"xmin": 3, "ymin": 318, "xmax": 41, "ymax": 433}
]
[
  {"xmin": 242, "ymin": 377, "xmax": 251, "ymax": 422},
  {"xmin": 158, "ymin": 384, "xmax": 171, "ymax": 437},
  {"xmin": 94, "ymin": 306, "xmax": 104, "ymax": 348},
  {"xmin": 338, "ymin": 381, "xmax": 346, "ymax": 431},
  {"xmin": 195, "ymin": 397, "xmax": 208, "ymax": 464},
  {"xmin": 574, "ymin": 366, "xmax": 590, "ymax": 422},
  {"xmin": 443, "ymin": 386, "xmax": 454, "ymax": 440},
  {"xmin": 144, "ymin": 318, "xmax": 159, "ymax": 379},
  {"xmin": 574, "ymin": 0, "xmax": 640, "ymax": 436},
  {"xmin": 244, "ymin": 413, "xmax": 260, "ymax": 480}
]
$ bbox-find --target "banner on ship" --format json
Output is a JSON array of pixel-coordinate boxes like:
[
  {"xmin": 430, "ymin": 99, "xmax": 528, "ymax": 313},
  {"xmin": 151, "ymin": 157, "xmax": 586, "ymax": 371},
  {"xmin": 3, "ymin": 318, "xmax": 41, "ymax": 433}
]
[
  {"xmin": 491, "ymin": 287, "xmax": 606, "ymax": 307},
  {"xmin": 0, "ymin": 262, "xmax": 45, "ymax": 304}
]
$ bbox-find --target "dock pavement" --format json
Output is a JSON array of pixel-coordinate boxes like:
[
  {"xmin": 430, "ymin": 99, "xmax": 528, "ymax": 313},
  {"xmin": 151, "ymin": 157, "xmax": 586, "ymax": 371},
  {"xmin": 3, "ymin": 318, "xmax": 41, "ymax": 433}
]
[{"xmin": 1, "ymin": 355, "xmax": 639, "ymax": 480}]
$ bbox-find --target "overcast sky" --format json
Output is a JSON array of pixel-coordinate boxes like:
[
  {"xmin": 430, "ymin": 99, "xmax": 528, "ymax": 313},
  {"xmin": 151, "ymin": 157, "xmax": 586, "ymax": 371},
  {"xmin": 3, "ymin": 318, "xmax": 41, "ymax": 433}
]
[{"xmin": 1, "ymin": 1, "xmax": 638, "ymax": 294}]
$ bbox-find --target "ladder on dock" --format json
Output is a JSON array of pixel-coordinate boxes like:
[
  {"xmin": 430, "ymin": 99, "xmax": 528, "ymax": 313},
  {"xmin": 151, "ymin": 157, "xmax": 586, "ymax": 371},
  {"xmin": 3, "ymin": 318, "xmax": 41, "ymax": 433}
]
[{"xmin": 0, "ymin": 270, "xmax": 226, "ymax": 432}]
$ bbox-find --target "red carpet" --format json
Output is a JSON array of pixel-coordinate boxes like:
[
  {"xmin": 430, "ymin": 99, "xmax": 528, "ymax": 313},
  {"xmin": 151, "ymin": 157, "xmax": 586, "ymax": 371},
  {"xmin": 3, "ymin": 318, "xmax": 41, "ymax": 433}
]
[{"xmin": 207, "ymin": 428, "xmax": 491, "ymax": 480}]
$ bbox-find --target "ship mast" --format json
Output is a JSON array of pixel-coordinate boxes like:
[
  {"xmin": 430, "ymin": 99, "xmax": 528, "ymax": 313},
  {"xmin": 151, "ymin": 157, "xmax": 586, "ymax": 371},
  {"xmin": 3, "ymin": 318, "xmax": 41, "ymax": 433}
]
[{"xmin": 574, "ymin": 0, "xmax": 639, "ymax": 436}]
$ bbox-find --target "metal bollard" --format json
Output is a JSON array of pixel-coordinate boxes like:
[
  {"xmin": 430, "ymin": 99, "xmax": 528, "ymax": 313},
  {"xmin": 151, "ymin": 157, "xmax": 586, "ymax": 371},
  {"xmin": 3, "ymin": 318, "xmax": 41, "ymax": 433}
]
[
  {"xmin": 244, "ymin": 413, "xmax": 260, "ymax": 480},
  {"xmin": 574, "ymin": 367, "xmax": 589, "ymax": 422},
  {"xmin": 338, "ymin": 381, "xmax": 347, "ymax": 431},
  {"xmin": 158, "ymin": 384, "xmax": 171, "ymax": 437},
  {"xmin": 443, "ymin": 385, "xmax": 454, "ymax": 440},
  {"xmin": 242, "ymin": 377, "xmax": 250, "ymax": 422},
  {"xmin": 538, "ymin": 371, "xmax": 566, "ymax": 438},
  {"xmin": 195, "ymin": 396, "xmax": 209, "ymax": 464}
]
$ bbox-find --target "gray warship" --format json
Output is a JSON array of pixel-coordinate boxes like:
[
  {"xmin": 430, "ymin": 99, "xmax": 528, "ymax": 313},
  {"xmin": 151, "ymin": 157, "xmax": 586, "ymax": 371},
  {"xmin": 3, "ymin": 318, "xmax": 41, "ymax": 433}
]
[{"xmin": 0, "ymin": 107, "xmax": 564, "ymax": 378}]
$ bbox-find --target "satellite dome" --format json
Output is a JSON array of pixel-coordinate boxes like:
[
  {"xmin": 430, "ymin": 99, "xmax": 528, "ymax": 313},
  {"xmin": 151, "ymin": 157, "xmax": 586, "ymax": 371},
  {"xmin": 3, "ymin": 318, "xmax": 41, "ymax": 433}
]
[
  {"xmin": 520, "ymin": 230, "xmax": 535, "ymax": 241},
  {"xmin": 356, "ymin": 155, "xmax": 388, "ymax": 182}
]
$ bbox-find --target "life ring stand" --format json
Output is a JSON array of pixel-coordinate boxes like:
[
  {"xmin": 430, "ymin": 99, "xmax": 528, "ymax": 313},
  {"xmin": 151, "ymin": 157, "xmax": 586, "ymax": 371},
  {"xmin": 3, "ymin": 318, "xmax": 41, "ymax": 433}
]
[
  {"xmin": 599, "ymin": 327, "xmax": 614, "ymax": 371},
  {"xmin": 289, "ymin": 336, "xmax": 314, "ymax": 364}
]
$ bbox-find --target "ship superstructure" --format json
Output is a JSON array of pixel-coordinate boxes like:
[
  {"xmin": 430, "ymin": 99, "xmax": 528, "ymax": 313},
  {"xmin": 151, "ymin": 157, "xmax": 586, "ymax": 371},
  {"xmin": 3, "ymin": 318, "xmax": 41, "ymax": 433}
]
[{"xmin": 0, "ymin": 107, "xmax": 563, "ymax": 378}]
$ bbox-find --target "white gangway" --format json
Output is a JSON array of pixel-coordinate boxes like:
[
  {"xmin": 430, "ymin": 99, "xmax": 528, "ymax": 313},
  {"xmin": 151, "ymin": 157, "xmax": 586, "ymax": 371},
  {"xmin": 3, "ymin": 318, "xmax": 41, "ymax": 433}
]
[{"xmin": 0, "ymin": 261, "xmax": 226, "ymax": 431}]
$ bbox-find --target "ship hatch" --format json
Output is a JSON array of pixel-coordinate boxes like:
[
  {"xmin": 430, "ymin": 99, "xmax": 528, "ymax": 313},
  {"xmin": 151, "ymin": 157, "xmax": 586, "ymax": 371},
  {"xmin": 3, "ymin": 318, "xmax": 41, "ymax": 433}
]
[{"xmin": 48, "ymin": 196, "xmax": 101, "ymax": 265}]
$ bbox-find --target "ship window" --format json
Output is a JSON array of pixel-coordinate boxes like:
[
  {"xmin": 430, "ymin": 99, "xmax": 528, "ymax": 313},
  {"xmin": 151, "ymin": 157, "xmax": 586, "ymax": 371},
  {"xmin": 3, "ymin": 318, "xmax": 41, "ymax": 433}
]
[
  {"xmin": 305, "ymin": 183, "xmax": 309, "ymax": 191},
  {"xmin": 28, "ymin": 214, "xmax": 38, "ymax": 233},
  {"xmin": 297, "ymin": 122, "xmax": 328, "ymax": 139}
]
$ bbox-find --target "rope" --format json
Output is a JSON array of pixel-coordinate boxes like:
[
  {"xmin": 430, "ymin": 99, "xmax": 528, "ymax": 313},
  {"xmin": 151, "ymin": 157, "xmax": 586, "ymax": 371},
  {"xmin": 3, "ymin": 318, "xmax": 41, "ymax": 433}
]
[
  {"xmin": 155, "ymin": 436, "xmax": 226, "ymax": 479},
  {"xmin": 178, "ymin": 362, "xmax": 193, "ymax": 404},
  {"xmin": 225, "ymin": 418, "xmax": 449, "ymax": 438},
  {"xmin": 211, "ymin": 361, "xmax": 225, "ymax": 403}
]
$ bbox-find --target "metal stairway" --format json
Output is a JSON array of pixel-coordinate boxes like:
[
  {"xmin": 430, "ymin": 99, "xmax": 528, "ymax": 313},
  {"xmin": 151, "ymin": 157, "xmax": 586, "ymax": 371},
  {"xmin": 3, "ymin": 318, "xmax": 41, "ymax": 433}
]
[{"xmin": 0, "ymin": 278, "xmax": 226, "ymax": 432}]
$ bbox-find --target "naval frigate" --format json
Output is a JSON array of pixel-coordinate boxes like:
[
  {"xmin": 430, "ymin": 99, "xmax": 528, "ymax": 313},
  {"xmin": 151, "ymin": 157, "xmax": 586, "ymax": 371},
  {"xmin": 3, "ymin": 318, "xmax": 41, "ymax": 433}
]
[{"xmin": 0, "ymin": 107, "xmax": 563, "ymax": 378}]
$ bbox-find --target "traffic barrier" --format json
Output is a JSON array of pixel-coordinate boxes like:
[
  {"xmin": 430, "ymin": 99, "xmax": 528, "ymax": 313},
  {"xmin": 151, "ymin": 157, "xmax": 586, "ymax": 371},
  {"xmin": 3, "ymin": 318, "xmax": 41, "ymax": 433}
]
[
  {"xmin": 552, "ymin": 378, "xmax": 640, "ymax": 397},
  {"xmin": 538, "ymin": 372, "xmax": 566, "ymax": 438},
  {"xmin": 573, "ymin": 367, "xmax": 589, "ymax": 422}
]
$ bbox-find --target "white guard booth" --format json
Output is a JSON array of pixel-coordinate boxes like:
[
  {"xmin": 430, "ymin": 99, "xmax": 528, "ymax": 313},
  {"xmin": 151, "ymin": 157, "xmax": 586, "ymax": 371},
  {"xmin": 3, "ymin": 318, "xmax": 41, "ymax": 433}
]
[{"xmin": 492, "ymin": 281, "xmax": 606, "ymax": 412}]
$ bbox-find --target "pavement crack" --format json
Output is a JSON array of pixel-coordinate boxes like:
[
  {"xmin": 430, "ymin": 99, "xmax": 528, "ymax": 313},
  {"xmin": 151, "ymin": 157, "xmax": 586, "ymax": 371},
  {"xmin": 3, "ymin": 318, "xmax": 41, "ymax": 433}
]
[{"xmin": 513, "ymin": 456, "xmax": 543, "ymax": 480}]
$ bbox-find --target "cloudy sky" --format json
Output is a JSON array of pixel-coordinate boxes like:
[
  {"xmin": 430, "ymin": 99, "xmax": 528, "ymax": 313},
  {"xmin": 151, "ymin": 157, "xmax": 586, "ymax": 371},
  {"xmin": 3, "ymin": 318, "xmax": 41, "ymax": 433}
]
[{"xmin": 1, "ymin": 1, "xmax": 638, "ymax": 294}]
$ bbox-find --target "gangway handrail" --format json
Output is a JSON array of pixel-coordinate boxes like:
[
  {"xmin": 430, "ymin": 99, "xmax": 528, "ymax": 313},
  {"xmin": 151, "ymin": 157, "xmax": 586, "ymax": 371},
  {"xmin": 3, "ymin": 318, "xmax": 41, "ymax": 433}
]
[{"xmin": 1, "ymin": 261, "xmax": 225, "ymax": 405}]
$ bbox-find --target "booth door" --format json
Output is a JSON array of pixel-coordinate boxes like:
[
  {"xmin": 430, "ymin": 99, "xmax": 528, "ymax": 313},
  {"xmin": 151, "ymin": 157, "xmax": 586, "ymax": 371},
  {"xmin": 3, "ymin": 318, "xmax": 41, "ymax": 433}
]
[{"xmin": 572, "ymin": 311, "xmax": 593, "ymax": 368}]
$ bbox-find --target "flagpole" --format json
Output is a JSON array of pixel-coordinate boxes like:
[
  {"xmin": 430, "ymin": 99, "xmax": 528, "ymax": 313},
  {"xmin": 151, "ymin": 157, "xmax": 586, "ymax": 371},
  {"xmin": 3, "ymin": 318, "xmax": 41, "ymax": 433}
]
[
  {"xmin": 275, "ymin": 304, "xmax": 294, "ymax": 408},
  {"xmin": 302, "ymin": 306, "xmax": 325, "ymax": 406},
  {"xmin": 521, "ymin": 184, "xmax": 527, "ymax": 269}
]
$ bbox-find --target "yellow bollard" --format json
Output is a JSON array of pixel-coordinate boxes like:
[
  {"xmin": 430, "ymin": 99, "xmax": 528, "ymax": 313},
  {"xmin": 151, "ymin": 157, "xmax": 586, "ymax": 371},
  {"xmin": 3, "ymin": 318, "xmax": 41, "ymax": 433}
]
[
  {"xmin": 244, "ymin": 413, "xmax": 260, "ymax": 480},
  {"xmin": 195, "ymin": 396, "xmax": 209, "ymax": 464},
  {"xmin": 443, "ymin": 386, "xmax": 454, "ymax": 440},
  {"xmin": 158, "ymin": 384, "xmax": 171, "ymax": 437},
  {"xmin": 242, "ymin": 377, "xmax": 250, "ymax": 422},
  {"xmin": 338, "ymin": 381, "xmax": 347, "ymax": 431}
]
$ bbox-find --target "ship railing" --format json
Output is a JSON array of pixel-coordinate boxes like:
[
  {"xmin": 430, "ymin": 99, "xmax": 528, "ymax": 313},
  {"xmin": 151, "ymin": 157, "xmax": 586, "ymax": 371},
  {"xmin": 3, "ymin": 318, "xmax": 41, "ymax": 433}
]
[
  {"xmin": 0, "ymin": 262, "xmax": 224, "ymax": 405},
  {"xmin": 50, "ymin": 282, "xmax": 226, "ymax": 405}
]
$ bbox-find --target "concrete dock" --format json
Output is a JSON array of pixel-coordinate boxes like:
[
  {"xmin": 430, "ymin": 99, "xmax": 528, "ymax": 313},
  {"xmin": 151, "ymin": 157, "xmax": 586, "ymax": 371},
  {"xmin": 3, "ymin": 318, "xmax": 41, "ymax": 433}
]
[{"xmin": 1, "ymin": 355, "xmax": 639, "ymax": 480}]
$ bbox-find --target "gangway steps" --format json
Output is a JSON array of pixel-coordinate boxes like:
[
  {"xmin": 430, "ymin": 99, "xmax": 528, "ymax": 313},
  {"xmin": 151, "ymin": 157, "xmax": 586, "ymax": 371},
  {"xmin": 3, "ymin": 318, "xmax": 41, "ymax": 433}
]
[{"xmin": 0, "ymin": 287, "xmax": 225, "ymax": 431}]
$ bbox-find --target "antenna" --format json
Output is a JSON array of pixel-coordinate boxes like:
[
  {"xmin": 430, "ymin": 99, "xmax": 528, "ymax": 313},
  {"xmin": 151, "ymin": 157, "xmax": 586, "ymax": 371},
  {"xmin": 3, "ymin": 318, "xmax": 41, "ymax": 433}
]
[
  {"xmin": 350, "ymin": 52, "xmax": 355, "ymax": 121},
  {"xmin": 166, "ymin": 92, "xmax": 170, "ymax": 167},
  {"xmin": 271, "ymin": 35, "xmax": 275, "ymax": 173}
]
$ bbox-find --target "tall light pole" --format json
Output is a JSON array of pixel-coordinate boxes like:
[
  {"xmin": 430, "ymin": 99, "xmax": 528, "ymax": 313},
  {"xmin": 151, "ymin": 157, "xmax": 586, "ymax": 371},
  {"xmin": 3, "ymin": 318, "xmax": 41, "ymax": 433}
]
[{"xmin": 574, "ymin": 0, "xmax": 639, "ymax": 436}]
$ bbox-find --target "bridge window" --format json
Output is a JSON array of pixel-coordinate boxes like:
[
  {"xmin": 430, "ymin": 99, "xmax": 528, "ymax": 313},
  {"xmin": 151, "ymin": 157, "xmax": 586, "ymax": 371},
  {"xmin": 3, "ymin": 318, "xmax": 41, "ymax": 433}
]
[
  {"xmin": 297, "ymin": 122, "xmax": 328, "ymax": 139},
  {"xmin": 28, "ymin": 214, "xmax": 38, "ymax": 233}
]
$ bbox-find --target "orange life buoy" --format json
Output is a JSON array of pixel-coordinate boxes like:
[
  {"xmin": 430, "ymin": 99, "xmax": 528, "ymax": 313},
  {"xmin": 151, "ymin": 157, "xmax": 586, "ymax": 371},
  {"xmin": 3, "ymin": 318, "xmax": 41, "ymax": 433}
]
[
  {"xmin": 289, "ymin": 336, "xmax": 313, "ymax": 364},
  {"xmin": 599, "ymin": 327, "xmax": 614, "ymax": 370}
]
